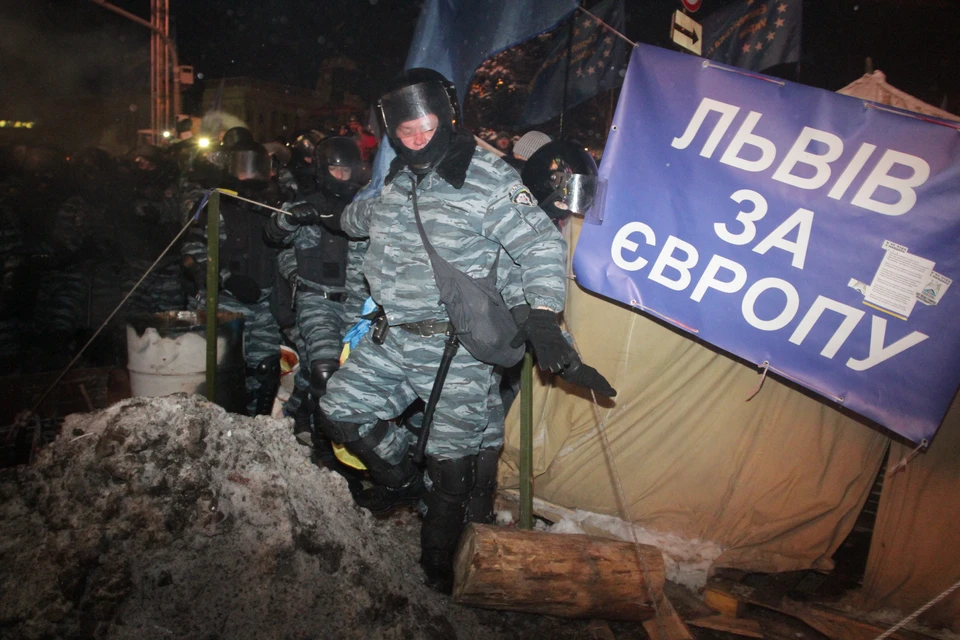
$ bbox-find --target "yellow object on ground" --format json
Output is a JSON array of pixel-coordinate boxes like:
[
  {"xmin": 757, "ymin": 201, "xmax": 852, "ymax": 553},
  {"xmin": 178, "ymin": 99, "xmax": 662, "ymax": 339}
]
[{"xmin": 333, "ymin": 443, "xmax": 366, "ymax": 470}]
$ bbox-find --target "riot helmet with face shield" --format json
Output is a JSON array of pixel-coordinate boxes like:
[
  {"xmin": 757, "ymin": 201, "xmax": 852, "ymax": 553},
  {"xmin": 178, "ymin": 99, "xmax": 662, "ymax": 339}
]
[
  {"xmin": 314, "ymin": 136, "xmax": 362, "ymax": 198},
  {"xmin": 224, "ymin": 139, "xmax": 270, "ymax": 184},
  {"xmin": 521, "ymin": 140, "xmax": 606, "ymax": 221},
  {"xmin": 379, "ymin": 68, "xmax": 459, "ymax": 174}
]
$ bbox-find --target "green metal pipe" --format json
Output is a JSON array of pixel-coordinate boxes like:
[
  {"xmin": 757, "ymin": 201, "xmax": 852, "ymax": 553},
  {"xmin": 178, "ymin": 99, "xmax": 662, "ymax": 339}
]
[
  {"xmin": 205, "ymin": 190, "xmax": 220, "ymax": 403},
  {"xmin": 519, "ymin": 350, "xmax": 534, "ymax": 529}
]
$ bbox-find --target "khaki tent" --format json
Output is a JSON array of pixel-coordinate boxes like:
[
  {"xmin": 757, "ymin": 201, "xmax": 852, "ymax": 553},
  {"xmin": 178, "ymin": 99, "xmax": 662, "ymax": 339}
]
[{"xmin": 500, "ymin": 72, "xmax": 960, "ymax": 630}]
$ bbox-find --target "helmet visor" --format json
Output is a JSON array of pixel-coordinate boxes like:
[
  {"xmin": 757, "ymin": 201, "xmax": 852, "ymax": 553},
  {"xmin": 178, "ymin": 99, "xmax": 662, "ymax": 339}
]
[
  {"xmin": 545, "ymin": 173, "xmax": 608, "ymax": 220},
  {"xmin": 380, "ymin": 82, "xmax": 453, "ymax": 141}
]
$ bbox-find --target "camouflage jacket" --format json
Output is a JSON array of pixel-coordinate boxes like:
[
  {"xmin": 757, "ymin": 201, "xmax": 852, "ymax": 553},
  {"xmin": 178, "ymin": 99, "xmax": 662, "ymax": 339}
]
[{"xmin": 340, "ymin": 132, "xmax": 566, "ymax": 325}]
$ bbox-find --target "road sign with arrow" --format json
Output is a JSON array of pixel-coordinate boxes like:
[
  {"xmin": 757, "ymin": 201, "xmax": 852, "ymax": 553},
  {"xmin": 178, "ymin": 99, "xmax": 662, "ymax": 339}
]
[{"xmin": 671, "ymin": 10, "xmax": 702, "ymax": 56}]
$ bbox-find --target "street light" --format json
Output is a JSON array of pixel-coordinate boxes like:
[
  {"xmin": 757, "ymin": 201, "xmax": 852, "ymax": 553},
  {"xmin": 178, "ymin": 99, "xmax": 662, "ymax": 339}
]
[{"xmin": 87, "ymin": 0, "xmax": 182, "ymax": 144}]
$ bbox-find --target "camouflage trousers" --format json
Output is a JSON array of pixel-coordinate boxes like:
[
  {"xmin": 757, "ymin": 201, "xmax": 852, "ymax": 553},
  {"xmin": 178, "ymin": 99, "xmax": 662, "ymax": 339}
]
[
  {"xmin": 192, "ymin": 289, "xmax": 281, "ymax": 412},
  {"xmin": 319, "ymin": 324, "xmax": 505, "ymax": 461}
]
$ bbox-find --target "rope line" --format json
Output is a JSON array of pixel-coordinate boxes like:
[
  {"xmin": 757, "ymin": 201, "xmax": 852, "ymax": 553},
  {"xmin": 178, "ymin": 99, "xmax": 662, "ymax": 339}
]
[
  {"xmin": 28, "ymin": 213, "xmax": 200, "ymax": 417},
  {"xmin": 873, "ymin": 577, "xmax": 960, "ymax": 640}
]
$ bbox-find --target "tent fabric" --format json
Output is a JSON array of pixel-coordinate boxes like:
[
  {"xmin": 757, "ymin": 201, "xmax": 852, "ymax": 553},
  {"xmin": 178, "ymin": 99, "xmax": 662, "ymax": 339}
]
[
  {"xmin": 837, "ymin": 71, "xmax": 960, "ymax": 122},
  {"xmin": 498, "ymin": 70, "xmax": 959, "ymax": 612},
  {"xmin": 499, "ymin": 220, "xmax": 889, "ymax": 575},
  {"xmin": 857, "ymin": 413, "xmax": 960, "ymax": 631}
]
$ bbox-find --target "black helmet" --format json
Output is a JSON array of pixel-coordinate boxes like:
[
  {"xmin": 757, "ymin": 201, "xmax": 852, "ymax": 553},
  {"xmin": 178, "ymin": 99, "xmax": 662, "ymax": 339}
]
[
  {"xmin": 315, "ymin": 136, "xmax": 362, "ymax": 198},
  {"xmin": 292, "ymin": 130, "xmax": 325, "ymax": 165},
  {"xmin": 379, "ymin": 68, "xmax": 459, "ymax": 174},
  {"xmin": 224, "ymin": 139, "xmax": 270, "ymax": 184},
  {"xmin": 221, "ymin": 126, "xmax": 255, "ymax": 149},
  {"xmin": 521, "ymin": 140, "xmax": 604, "ymax": 221}
]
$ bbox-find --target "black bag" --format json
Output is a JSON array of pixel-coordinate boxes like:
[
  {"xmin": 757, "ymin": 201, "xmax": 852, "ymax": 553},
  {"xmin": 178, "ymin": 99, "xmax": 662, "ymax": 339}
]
[{"xmin": 411, "ymin": 178, "xmax": 524, "ymax": 368}]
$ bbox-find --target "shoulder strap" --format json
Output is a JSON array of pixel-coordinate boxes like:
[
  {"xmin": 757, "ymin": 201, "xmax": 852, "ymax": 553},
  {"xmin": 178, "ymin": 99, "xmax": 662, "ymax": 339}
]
[{"xmin": 410, "ymin": 175, "xmax": 501, "ymax": 282}]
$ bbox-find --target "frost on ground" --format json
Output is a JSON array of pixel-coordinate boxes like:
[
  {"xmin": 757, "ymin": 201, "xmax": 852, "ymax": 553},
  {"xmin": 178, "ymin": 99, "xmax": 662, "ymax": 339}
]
[{"xmin": 0, "ymin": 395, "xmax": 628, "ymax": 640}]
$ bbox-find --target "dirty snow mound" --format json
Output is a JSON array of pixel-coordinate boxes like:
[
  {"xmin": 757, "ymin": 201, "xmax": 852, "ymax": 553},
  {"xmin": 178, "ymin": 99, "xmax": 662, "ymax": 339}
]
[{"xmin": 0, "ymin": 395, "xmax": 602, "ymax": 639}]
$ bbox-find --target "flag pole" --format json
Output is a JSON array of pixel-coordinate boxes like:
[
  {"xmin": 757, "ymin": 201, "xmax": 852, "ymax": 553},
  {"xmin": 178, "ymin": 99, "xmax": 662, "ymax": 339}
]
[{"xmin": 558, "ymin": 8, "xmax": 576, "ymax": 138}]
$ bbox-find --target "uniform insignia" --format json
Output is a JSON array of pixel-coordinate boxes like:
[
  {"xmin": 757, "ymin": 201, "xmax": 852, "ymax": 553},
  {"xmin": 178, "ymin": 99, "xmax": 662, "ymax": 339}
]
[{"xmin": 509, "ymin": 184, "xmax": 535, "ymax": 206}]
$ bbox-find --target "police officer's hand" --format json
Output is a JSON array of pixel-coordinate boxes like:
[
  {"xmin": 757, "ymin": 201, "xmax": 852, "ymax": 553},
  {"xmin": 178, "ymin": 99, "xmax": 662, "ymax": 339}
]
[
  {"xmin": 559, "ymin": 359, "xmax": 617, "ymax": 397},
  {"xmin": 222, "ymin": 274, "xmax": 261, "ymax": 304},
  {"xmin": 283, "ymin": 202, "xmax": 320, "ymax": 226},
  {"xmin": 510, "ymin": 308, "xmax": 576, "ymax": 373}
]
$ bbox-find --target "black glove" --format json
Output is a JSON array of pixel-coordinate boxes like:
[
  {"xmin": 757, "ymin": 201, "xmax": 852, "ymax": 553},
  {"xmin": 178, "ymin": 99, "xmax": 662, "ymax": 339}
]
[
  {"xmin": 222, "ymin": 274, "xmax": 262, "ymax": 304},
  {"xmin": 510, "ymin": 308, "xmax": 617, "ymax": 397},
  {"xmin": 285, "ymin": 202, "xmax": 320, "ymax": 226},
  {"xmin": 509, "ymin": 308, "xmax": 576, "ymax": 373},
  {"xmin": 559, "ymin": 359, "xmax": 617, "ymax": 397}
]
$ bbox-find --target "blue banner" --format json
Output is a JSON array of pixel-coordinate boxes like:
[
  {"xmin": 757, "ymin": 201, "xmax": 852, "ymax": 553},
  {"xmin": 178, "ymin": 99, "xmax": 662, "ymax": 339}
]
[
  {"xmin": 522, "ymin": 0, "xmax": 628, "ymax": 125},
  {"xmin": 573, "ymin": 45, "xmax": 960, "ymax": 444},
  {"xmin": 702, "ymin": 0, "xmax": 801, "ymax": 72}
]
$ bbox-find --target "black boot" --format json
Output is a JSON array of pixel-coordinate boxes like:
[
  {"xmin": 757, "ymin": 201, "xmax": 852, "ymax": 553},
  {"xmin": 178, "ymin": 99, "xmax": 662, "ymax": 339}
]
[
  {"xmin": 464, "ymin": 448, "xmax": 498, "ymax": 525},
  {"xmin": 420, "ymin": 456, "xmax": 477, "ymax": 594},
  {"xmin": 315, "ymin": 412, "xmax": 424, "ymax": 514},
  {"xmin": 288, "ymin": 387, "xmax": 315, "ymax": 445}
]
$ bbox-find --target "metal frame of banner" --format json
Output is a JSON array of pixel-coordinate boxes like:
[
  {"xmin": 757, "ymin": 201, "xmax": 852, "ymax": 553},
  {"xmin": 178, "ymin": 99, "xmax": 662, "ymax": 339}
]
[
  {"xmin": 701, "ymin": 60, "xmax": 786, "ymax": 86},
  {"xmin": 863, "ymin": 102, "xmax": 960, "ymax": 131}
]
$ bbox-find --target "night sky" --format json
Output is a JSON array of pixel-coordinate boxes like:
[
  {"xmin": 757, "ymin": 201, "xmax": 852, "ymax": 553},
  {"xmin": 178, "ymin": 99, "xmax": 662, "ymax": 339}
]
[{"xmin": 1, "ymin": 0, "xmax": 958, "ymax": 124}]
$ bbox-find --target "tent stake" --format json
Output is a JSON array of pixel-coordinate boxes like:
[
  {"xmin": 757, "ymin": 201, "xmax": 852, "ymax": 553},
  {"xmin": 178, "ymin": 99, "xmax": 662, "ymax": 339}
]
[
  {"xmin": 205, "ymin": 190, "xmax": 220, "ymax": 403},
  {"xmin": 519, "ymin": 350, "xmax": 534, "ymax": 529}
]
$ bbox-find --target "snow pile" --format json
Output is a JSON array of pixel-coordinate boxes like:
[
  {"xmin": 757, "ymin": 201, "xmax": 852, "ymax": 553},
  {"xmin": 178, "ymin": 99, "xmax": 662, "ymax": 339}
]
[
  {"xmin": 534, "ymin": 503, "xmax": 723, "ymax": 591},
  {"xmin": 0, "ymin": 395, "xmax": 605, "ymax": 640}
]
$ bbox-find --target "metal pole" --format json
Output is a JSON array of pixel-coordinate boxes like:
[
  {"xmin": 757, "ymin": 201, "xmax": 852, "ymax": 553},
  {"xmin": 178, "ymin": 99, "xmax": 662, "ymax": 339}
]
[
  {"xmin": 519, "ymin": 350, "xmax": 534, "ymax": 529},
  {"xmin": 205, "ymin": 191, "xmax": 220, "ymax": 402}
]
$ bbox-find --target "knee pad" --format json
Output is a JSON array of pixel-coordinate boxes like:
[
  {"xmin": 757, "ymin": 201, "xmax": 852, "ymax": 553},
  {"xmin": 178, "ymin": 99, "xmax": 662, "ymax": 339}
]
[
  {"xmin": 426, "ymin": 455, "xmax": 477, "ymax": 497},
  {"xmin": 314, "ymin": 406, "xmax": 364, "ymax": 444},
  {"xmin": 309, "ymin": 359, "xmax": 339, "ymax": 397}
]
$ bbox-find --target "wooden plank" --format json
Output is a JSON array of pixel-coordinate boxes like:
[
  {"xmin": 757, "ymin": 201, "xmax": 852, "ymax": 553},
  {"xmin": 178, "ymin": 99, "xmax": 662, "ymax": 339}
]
[
  {"xmin": 688, "ymin": 615, "xmax": 764, "ymax": 638},
  {"xmin": 704, "ymin": 586, "xmax": 745, "ymax": 617},
  {"xmin": 644, "ymin": 596, "xmax": 695, "ymax": 640}
]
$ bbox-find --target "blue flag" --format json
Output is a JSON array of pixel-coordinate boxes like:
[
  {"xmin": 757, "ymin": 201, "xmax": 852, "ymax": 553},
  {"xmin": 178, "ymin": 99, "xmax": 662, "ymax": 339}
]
[
  {"xmin": 406, "ymin": 0, "xmax": 579, "ymax": 106},
  {"xmin": 522, "ymin": 0, "xmax": 628, "ymax": 126},
  {"xmin": 702, "ymin": 0, "xmax": 801, "ymax": 72},
  {"xmin": 359, "ymin": 0, "xmax": 578, "ymax": 200}
]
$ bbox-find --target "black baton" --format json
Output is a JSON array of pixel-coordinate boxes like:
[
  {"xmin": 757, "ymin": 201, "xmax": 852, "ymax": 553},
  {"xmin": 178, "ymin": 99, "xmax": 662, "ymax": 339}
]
[{"xmin": 412, "ymin": 331, "xmax": 460, "ymax": 464}]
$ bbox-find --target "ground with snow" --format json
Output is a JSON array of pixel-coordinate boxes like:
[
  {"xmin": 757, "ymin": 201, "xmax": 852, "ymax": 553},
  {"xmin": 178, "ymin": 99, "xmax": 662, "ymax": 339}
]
[{"xmin": 0, "ymin": 395, "xmax": 652, "ymax": 639}]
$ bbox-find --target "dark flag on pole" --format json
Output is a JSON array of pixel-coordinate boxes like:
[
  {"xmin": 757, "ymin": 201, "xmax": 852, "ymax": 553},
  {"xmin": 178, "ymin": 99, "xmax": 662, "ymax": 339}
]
[
  {"xmin": 359, "ymin": 0, "xmax": 580, "ymax": 200},
  {"xmin": 405, "ymin": 0, "xmax": 580, "ymax": 104},
  {"xmin": 701, "ymin": 0, "xmax": 802, "ymax": 72},
  {"xmin": 521, "ymin": 0, "xmax": 628, "ymax": 126}
]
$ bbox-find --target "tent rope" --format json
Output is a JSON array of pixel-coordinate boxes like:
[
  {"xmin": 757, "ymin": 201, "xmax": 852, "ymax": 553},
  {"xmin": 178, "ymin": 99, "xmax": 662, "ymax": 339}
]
[
  {"xmin": 873, "ymin": 577, "xmax": 960, "ymax": 640},
  {"xmin": 565, "ymin": 326, "xmax": 668, "ymax": 639},
  {"xmin": 28, "ymin": 213, "xmax": 199, "ymax": 418},
  {"xmin": 885, "ymin": 439, "xmax": 928, "ymax": 477},
  {"xmin": 745, "ymin": 360, "xmax": 770, "ymax": 401}
]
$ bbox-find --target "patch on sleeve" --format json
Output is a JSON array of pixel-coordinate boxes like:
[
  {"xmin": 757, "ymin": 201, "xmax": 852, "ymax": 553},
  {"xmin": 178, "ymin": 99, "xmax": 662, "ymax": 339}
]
[{"xmin": 509, "ymin": 183, "xmax": 536, "ymax": 206}]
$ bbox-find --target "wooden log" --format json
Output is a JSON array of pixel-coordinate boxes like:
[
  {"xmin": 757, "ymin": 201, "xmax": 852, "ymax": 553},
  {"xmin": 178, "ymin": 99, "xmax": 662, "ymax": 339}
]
[{"xmin": 453, "ymin": 523, "xmax": 665, "ymax": 622}]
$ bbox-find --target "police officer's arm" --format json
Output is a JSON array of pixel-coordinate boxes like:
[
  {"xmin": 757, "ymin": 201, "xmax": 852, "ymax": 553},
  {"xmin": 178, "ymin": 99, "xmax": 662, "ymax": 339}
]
[
  {"xmin": 338, "ymin": 196, "xmax": 376, "ymax": 239},
  {"xmin": 482, "ymin": 181, "xmax": 566, "ymax": 314},
  {"xmin": 486, "ymin": 182, "xmax": 616, "ymax": 397}
]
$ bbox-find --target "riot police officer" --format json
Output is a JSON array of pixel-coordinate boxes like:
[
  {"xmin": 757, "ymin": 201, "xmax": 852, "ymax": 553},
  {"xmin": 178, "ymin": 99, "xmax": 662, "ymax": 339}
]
[
  {"xmin": 263, "ymin": 137, "xmax": 368, "ymax": 447},
  {"xmin": 314, "ymin": 69, "xmax": 614, "ymax": 593}
]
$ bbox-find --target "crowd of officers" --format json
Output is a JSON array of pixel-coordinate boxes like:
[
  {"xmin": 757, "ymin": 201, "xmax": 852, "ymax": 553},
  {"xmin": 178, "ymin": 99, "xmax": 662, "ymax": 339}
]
[{"xmin": 0, "ymin": 67, "xmax": 615, "ymax": 594}]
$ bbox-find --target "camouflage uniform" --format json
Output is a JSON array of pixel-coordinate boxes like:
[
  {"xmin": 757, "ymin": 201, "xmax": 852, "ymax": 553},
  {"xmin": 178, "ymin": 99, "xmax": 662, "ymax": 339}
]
[
  {"xmin": 318, "ymin": 135, "xmax": 566, "ymax": 461},
  {"xmin": 0, "ymin": 200, "xmax": 25, "ymax": 370}
]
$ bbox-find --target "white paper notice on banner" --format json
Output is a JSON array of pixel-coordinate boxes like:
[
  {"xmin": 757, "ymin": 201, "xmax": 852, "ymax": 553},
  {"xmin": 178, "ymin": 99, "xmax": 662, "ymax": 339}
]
[
  {"xmin": 917, "ymin": 271, "xmax": 953, "ymax": 306},
  {"xmin": 864, "ymin": 243, "xmax": 935, "ymax": 318}
]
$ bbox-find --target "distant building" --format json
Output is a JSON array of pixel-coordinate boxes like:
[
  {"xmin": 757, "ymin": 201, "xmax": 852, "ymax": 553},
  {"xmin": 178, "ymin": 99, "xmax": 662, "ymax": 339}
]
[{"xmin": 202, "ymin": 64, "xmax": 367, "ymax": 142}]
